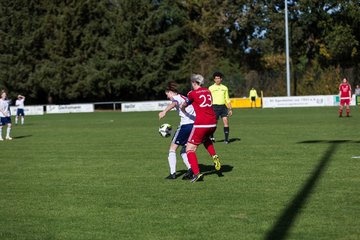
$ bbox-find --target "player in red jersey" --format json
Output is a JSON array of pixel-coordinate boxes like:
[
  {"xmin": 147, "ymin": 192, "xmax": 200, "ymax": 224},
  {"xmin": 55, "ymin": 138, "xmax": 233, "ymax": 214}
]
[
  {"xmin": 338, "ymin": 77, "xmax": 352, "ymax": 117},
  {"xmin": 181, "ymin": 74, "xmax": 221, "ymax": 183}
]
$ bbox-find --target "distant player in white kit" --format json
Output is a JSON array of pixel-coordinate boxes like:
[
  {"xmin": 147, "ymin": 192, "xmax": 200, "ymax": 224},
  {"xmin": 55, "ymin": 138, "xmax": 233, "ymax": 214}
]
[
  {"xmin": 15, "ymin": 95, "xmax": 25, "ymax": 125},
  {"xmin": 159, "ymin": 82, "xmax": 196, "ymax": 180},
  {"xmin": 0, "ymin": 90, "xmax": 12, "ymax": 140}
]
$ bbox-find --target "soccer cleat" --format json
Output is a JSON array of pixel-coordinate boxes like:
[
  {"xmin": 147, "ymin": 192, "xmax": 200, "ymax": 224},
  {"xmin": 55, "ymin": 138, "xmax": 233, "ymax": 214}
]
[
  {"xmin": 210, "ymin": 137, "xmax": 215, "ymax": 142},
  {"xmin": 182, "ymin": 168, "xmax": 193, "ymax": 180},
  {"xmin": 6, "ymin": 136, "xmax": 12, "ymax": 140},
  {"xmin": 165, "ymin": 173, "xmax": 176, "ymax": 180},
  {"xmin": 191, "ymin": 173, "xmax": 203, "ymax": 183},
  {"xmin": 224, "ymin": 140, "xmax": 229, "ymax": 144},
  {"xmin": 213, "ymin": 155, "xmax": 221, "ymax": 171}
]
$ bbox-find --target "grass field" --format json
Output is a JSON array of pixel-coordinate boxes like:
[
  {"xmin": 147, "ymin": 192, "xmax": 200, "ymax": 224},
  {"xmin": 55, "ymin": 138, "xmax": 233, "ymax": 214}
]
[{"xmin": 0, "ymin": 107, "xmax": 359, "ymax": 240}]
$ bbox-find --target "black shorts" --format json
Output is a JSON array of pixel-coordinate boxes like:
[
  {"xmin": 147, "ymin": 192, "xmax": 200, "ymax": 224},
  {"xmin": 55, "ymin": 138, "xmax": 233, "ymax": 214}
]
[
  {"xmin": 0, "ymin": 117, "xmax": 12, "ymax": 125},
  {"xmin": 172, "ymin": 124, "xmax": 193, "ymax": 146},
  {"xmin": 251, "ymin": 96, "xmax": 256, "ymax": 101},
  {"xmin": 213, "ymin": 105, "xmax": 228, "ymax": 120},
  {"xmin": 17, "ymin": 109, "xmax": 25, "ymax": 116}
]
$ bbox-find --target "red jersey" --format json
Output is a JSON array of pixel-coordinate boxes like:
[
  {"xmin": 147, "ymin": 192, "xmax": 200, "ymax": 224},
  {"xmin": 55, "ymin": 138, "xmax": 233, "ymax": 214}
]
[
  {"xmin": 339, "ymin": 83, "xmax": 351, "ymax": 99},
  {"xmin": 187, "ymin": 87, "xmax": 217, "ymax": 126}
]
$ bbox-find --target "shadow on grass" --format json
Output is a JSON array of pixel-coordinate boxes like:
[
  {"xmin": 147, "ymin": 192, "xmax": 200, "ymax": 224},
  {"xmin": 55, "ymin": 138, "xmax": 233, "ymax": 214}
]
[
  {"xmin": 264, "ymin": 140, "xmax": 350, "ymax": 240},
  {"xmin": 215, "ymin": 137, "xmax": 241, "ymax": 143},
  {"xmin": 175, "ymin": 164, "xmax": 233, "ymax": 179},
  {"xmin": 199, "ymin": 163, "xmax": 233, "ymax": 177},
  {"xmin": 175, "ymin": 170, "xmax": 187, "ymax": 178},
  {"xmin": 13, "ymin": 135, "xmax": 32, "ymax": 139}
]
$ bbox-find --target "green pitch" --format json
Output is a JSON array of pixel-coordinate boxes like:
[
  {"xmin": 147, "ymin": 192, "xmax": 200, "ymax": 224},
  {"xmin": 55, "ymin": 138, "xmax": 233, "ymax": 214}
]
[{"xmin": 0, "ymin": 107, "xmax": 359, "ymax": 240}]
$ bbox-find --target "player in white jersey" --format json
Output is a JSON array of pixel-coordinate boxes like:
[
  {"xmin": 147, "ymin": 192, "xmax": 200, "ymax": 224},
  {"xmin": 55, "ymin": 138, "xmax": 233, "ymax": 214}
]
[
  {"xmin": 159, "ymin": 82, "xmax": 196, "ymax": 180},
  {"xmin": 15, "ymin": 95, "xmax": 25, "ymax": 125},
  {"xmin": 0, "ymin": 90, "xmax": 12, "ymax": 140}
]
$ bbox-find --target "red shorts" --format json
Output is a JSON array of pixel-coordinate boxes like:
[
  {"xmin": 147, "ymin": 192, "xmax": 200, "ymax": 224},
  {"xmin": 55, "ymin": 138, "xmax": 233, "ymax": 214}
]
[
  {"xmin": 340, "ymin": 99, "xmax": 350, "ymax": 106},
  {"xmin": 187, "ymin": 125, "xmax": 216, "ymax": 145}
]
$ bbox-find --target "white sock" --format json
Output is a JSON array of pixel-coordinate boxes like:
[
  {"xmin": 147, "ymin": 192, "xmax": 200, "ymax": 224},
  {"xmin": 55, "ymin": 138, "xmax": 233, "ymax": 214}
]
[
  {"xmin": 180, "ymin": 146, "xmax": 191, "ymax": 169},
  {"xmin": 168, "ymin": 150, "xmax": 176, "ymax": 174},
  {"xmin": 6, "ymin": 127, "xmax": 11, "ymax": 138},
  {"xmin": 21, "ymin": 117, "xmax": 24, "ymax": 125},
  {"xmin": 0, "ymin": 128, "xmax": 2, "ymax": 139},
  {"xmin": 15, "ymin": 117, "xmax": 18, "ymax": 124}
]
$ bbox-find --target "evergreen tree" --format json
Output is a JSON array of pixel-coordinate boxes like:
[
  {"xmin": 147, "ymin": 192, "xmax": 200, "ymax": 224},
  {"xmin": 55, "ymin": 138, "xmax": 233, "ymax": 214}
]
[
  {"xmin": 1, "ymin": 0, "xmax": 359, "ymax": 102},
  {"xmin": 113, "ymin": 0, "xmax": 191, "ymax": 100}
]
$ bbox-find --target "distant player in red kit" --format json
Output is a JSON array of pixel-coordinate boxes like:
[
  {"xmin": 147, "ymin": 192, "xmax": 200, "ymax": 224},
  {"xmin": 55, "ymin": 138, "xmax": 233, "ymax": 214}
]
[
  {"xmin": 339, "ymin": 77, "xmax": 352, "ymax": 117},
  {"xmin": 181, "ymin": 74, "xmax": 221, "ymax": 183}
]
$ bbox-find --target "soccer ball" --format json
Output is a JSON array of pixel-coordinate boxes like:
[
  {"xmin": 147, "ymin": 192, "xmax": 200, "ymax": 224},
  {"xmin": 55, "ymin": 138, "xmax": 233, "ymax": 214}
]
[{"xmin": 159, "ymin": 123, "xmax": 172, "ymax": 138}]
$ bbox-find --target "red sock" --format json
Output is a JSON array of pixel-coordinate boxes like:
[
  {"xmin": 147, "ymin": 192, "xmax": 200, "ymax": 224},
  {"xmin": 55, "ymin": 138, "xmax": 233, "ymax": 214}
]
[
  {"xmin": 204, "ymin": 139, "xmax": 216, "ymax": 156},
  {"xmin": 346, "ymin": 108, "xmax": 350, "ymax": 116},
  {"xmin": 339, "ymin": 109, "xmax": 343, "ymax": 116},
  {"xmin": 186, "ymin": 150, "xmax": 200, "ymax": 175}
]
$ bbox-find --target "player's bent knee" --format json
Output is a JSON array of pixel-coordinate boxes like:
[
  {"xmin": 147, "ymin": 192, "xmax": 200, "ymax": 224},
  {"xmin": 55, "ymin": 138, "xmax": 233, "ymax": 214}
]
[{"xmin": 186, "ymin": 143, "xmax": 197, "ymax": 152}]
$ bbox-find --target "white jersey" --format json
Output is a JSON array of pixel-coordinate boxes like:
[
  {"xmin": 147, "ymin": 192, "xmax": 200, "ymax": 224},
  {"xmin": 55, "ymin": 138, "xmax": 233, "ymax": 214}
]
[
  {"xmin": 0, "ymin": 99, "xmax": 11, "ymax": 117},
  {"xmin": 171, "ymin": 94, "xmax": 195, "ymax": 125},
  {"xmin": 16, "ymin": 98, "xmax": 25, "ymax": 109}
]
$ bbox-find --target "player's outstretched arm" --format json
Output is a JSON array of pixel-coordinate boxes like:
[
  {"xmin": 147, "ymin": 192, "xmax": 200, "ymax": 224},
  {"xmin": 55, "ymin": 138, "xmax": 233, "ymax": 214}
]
[{"xmin": 159, "ymin": 102, "xmax": 176, "ymax": 120}]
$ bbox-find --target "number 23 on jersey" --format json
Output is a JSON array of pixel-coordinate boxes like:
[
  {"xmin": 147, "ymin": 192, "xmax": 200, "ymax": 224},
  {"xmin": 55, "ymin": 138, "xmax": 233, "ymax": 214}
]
[{"xmin": 199, "ymin": 94, "xmax": 212, "ymax": 107}]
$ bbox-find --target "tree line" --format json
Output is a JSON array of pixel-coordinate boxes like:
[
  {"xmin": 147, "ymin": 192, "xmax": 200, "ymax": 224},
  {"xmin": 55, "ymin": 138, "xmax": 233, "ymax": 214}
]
[{"xmin": 0, "ymin": 0, "xmax": 359, "ymax": 104}]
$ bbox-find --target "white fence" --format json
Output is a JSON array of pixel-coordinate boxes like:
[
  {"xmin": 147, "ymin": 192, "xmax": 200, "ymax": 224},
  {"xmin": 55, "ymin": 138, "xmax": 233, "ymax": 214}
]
[
  {"xmin": 122, "ymin": 101, "xmax": 171, "ymax": 112},
  {"xmin": 121, "ymin": 95, "xmax": 356, "ymax": 111},
  {"xmin": 46, "ymin": 104, "xmax": 94, "ymax": 114},
  {"xmin": 8, "ymin": 95, "xmax": 357, "ymax": 115},
  {"xmin": 10, "ymin": 106, "xmax": 44, "ymax": 116},
  {"xmin": 262, "ymin": 95, "xmax": 356, "ymax": 108},
  {"xmin": 10, "ymin": 104, "xmax": 94, "ymax": 116}
]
